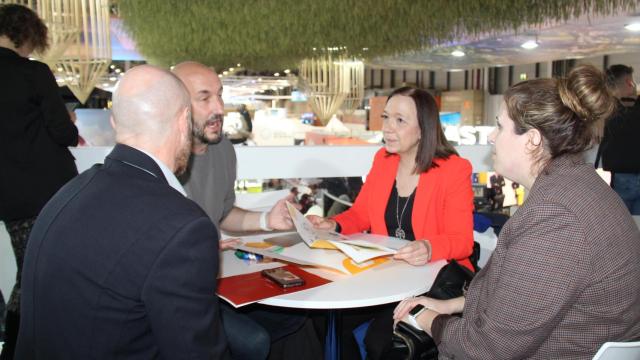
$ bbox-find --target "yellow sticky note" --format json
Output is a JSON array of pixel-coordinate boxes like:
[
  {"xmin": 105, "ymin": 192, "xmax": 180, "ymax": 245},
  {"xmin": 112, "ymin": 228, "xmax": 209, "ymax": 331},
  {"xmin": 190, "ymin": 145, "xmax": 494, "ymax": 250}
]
[
  {"xmin": 244, "ymin": 242, "xmax": 273, "ymax": 249},
  {"xmin": 310, "ymin": 240, "xmax": 338, "ymax": 250}
]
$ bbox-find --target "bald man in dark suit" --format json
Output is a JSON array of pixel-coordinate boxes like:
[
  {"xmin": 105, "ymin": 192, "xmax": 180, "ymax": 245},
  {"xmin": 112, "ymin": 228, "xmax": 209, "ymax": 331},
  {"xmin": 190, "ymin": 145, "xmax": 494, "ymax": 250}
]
[{"xmin": 16, "ymin": 65, "xmax": 229, "ymax": 359}]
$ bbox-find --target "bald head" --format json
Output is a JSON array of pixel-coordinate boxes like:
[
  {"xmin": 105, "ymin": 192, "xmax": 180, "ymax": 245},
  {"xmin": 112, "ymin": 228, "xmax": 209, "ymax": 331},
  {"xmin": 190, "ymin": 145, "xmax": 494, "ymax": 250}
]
[
  {"xmin": 112, "ymin": 64, "xmax": 190, "ymax": 141},
  {"xmin": 172, "ymin": 61, "xmax": 219, "ymax": 84}
]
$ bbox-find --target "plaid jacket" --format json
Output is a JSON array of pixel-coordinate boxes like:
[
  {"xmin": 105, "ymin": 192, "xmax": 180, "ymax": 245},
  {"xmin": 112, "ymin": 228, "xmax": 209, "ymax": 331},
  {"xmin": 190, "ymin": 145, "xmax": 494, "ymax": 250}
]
[{"xmin": 432, "ymin": 155, "xmax": 640, "ymax": 359}]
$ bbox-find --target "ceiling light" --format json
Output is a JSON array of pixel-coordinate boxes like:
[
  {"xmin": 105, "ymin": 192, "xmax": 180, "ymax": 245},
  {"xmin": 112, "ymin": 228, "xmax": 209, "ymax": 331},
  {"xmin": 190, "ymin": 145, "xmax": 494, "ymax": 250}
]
[
  {"xmin": 624, "ymin": 22, "xmax": 640, "ymax": 31},
  {"xmin": 284, "ymin": 69, "xmax": 291, "ymax": 74},
  {"xmin": 237, "ymin": 63, "xmax": 241, "ymax": 67},
  {"xmin": 451, "ymin": 50, "xmax": 465, "ymax": 57},
  {"xmin": 449, "ymin": 68, "xmax": 464, "ymax": 72},
  {"xmin": 229, "ymin": 67, "xmax": 235, "ymax": 72},
  {"xmin": 521, "ymin": 40, "xmax": 539, "ymax": 49},
  {"xmin": 274, "ymin": 72, "xmax": 280, "ymax": 77}
]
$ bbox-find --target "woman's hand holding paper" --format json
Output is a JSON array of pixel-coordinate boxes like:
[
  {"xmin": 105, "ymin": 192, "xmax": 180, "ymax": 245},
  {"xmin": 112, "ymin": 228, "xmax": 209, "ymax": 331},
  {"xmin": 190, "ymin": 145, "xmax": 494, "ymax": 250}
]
[{"xmin": 393, "ymin": 239, "xmax": 432, "ymax": 266}]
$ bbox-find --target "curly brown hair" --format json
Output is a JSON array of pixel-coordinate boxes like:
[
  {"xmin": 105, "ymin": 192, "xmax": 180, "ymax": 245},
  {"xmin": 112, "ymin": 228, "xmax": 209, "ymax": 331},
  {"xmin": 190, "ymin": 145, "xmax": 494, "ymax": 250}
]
[{"xmin": 0, "ymin": 4, "xmax": 48, "ymax": 53}]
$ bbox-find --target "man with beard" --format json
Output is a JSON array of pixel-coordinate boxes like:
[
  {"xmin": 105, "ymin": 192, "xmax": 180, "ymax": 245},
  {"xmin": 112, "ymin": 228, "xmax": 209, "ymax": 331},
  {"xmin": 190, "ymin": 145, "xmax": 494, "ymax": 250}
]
[
  {"xmin": 173, "ymin": 61, "xmax": 294, "ymax": 239},
  {"xmin": 16, "ymin": 65, "xmax": 229, "ymax": 359},
  {"xmin": 174, "ymin": 62, "xmax": 309, "ymax": 360}
]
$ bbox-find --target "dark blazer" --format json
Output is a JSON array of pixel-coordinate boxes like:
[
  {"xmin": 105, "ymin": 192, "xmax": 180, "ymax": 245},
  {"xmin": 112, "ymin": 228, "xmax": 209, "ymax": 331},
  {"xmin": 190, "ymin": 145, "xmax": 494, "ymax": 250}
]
[
  {"xmin": 433, "ymin": 155, "xmax": 640, "ymax": 359},
  {"xmin": 0, "ymin": 46, "xmax": 78, "ymax": 221},
  {"xmin": 16, "ymin": 144, "xmax": 229, "ymax": 359}
]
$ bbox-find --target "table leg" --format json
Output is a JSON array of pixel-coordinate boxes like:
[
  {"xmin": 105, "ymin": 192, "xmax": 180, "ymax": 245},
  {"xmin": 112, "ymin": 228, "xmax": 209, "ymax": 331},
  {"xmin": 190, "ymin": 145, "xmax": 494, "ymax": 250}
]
[{"xmin": 324, "ymin": 309, "xmax": 341, "ymax": 360}]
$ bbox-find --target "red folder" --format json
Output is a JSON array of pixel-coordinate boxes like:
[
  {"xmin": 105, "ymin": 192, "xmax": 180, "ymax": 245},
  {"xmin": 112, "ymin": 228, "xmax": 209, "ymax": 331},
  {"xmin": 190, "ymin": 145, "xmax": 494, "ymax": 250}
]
[{"xmin": 217, "ymin": 264, "xmax": 332, "ymax": 307}]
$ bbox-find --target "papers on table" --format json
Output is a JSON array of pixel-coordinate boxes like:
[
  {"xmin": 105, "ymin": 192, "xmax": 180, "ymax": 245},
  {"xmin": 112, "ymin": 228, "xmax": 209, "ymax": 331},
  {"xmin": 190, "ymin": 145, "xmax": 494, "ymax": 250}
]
[
  {"xmin": 286, "ymin": 202, "xmax": 399, "ymax": 263},
  {"xmin": 235, "ymin": 241, "xmax": 389, "ymax": 275}
]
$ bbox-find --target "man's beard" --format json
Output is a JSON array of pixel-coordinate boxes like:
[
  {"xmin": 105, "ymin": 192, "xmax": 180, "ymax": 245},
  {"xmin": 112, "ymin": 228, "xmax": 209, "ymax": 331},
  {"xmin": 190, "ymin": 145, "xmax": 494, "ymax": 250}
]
[
  {"xmin": 193, "ymin": 114, "xmax": 224, "ymax": 145},
  {"xmin": 174, "ymin": 120, "xmax": 193, "ymax": 176}
]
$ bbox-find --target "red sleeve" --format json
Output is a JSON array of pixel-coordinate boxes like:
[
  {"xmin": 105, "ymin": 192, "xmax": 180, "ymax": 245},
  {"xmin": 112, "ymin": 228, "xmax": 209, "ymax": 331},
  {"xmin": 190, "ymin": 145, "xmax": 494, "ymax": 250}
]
[
  {"xmin": 428, "ymin": 158, "xmax": 474, "ymax": 263},
  {"xmin": 332, "ymin": 150, "xmax": 384, "ymax": 234}
]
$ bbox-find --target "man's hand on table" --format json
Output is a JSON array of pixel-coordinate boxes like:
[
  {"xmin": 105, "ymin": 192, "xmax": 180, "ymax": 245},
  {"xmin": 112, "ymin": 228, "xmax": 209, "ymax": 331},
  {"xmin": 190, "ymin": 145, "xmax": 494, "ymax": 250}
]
[{"xmin": 219, "ymin": 238, "xmax": 241, "ymax": 250}]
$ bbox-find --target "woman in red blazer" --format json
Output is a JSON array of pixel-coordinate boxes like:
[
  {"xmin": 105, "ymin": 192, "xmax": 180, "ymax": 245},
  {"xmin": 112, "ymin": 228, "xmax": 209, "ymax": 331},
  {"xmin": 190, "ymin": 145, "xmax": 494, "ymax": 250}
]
[
  {"xmin": 309, "ymin": 86, "xmax": 474, "ymax": 359},
  {"xmin": 309, "ymin": 87, "xmax": 474, "ymax": 270}
]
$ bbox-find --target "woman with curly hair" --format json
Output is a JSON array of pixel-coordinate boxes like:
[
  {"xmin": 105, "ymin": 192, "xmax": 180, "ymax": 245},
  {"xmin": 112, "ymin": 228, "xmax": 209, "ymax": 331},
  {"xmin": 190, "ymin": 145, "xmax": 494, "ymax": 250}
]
[{"xmin": 0, "ymin": 5, "xmax": 78, "ymax": 359}]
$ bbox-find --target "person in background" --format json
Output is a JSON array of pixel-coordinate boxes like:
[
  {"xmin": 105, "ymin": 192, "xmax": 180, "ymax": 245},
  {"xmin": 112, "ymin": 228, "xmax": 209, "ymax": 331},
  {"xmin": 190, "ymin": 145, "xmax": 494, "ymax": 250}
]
[
  {"xmin": 395, "ymin": 64, "xmax": 640, "ymax": 359},
  {"xmin": 238, "ymin": 103, "xmax": 253, "ymax": 134},
  {"xmin": 308, "ymin": 86, "xmax": 474, "ymax": 359},
  {"xmin": 16, "ymin": 65, "xmax": 230, "ymax": 359},
  {"xmin": 489, "ymin": 173, "xmax": 505, "ymax": 210},
  {"xmin": 598, "ymin": 64, "xmax": 640, "ymax": 214},
  {"xmin": 173, "ymin": 61, "xmax": 312, "ymax": 360},
  {"xmin": 0, "ymin": 5, "xmax": 79, "ymax": 359},
  {"xmin": 227, "ymin": 104, "xmax": 253, "ymax": 144}
]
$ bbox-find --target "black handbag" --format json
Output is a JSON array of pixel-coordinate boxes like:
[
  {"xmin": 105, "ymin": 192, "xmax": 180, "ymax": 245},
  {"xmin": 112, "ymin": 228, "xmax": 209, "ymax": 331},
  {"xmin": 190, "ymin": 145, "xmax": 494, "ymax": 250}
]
[
  {"xmin": 388, "ymin": 321, "xmax": 439, "ymax": 360},
  {"xmin": 425, "ymin": 259, "xmax": 475, "ymax": 300},
  {"xmin": 386, "ymin": 259, "xmax": 476, "ymax": 360}
]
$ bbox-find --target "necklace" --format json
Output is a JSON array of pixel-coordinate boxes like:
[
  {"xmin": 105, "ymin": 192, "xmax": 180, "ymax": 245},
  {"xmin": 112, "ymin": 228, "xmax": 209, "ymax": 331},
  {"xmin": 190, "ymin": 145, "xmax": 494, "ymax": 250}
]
[{"xmin": 395, "ymin": 189, "xmax": 414, "ymax": 239}]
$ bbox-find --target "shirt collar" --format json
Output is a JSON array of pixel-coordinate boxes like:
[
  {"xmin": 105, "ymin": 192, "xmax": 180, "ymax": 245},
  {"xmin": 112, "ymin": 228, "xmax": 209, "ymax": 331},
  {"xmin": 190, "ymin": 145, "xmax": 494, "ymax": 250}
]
[{"xmin": 138, "ymin": 149, "xmax": 187, "ymax": 197}]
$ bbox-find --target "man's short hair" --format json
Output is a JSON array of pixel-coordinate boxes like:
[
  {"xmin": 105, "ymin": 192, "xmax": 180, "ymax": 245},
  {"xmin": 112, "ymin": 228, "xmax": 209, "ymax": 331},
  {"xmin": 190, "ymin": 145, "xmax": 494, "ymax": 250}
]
[
  {"xmin": 0, "ymin": 4, "xmax": 48, "ymax": 53},
  {"xmin": 606, "ymin": 64, "xmax": 634, "ymax": 87}
]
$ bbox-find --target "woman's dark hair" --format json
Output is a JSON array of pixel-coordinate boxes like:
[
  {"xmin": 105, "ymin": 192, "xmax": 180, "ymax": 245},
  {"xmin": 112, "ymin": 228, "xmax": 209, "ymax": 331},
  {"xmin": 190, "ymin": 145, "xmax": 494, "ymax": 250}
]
[
  {"xmin": 504, "ymin": 64, "xmax": 616, "ymax": 166},
  {"xmin": 0, "ymin": 4, "xmax": 48, "ymax": 53},
  {"xmin": 386, "ymin": 86, "xmax": 457, "ymax": 173}
]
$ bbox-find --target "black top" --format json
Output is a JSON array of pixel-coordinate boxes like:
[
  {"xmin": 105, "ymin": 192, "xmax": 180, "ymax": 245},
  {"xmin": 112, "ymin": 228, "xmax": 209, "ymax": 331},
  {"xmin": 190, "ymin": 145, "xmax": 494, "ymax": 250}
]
[
  {"xmin": 599, "ymin": 98, "xmax": 640, "ymax": 174},
  {"xmin": 384, "ymin": 181, "xmax": 416, "ymax": 240},
  {"xmin": 0, "ymin": 47, "xmax": 78, "ymax": 221}
]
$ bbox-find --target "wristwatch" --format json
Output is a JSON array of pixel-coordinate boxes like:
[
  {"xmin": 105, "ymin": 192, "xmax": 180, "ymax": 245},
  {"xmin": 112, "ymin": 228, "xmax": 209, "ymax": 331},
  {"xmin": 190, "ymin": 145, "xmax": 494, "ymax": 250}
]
[{"xmin": 405, "ymin": 304, "xmax": 427, "ymax": 331}]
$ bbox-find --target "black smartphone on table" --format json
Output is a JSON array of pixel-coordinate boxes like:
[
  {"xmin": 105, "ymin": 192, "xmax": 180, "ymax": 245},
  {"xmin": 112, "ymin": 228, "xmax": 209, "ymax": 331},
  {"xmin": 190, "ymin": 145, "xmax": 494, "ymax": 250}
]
[{"xmin": 261, "ymin": 267, "xmax": 305, "ymax": 288}]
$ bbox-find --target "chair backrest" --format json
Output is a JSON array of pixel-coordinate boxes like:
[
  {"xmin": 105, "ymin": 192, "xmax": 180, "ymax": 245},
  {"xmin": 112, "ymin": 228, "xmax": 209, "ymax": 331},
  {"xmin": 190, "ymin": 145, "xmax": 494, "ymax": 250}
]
[{"xmin": 592, "ymin": 341, "xmax": 640, "ymax": 360}]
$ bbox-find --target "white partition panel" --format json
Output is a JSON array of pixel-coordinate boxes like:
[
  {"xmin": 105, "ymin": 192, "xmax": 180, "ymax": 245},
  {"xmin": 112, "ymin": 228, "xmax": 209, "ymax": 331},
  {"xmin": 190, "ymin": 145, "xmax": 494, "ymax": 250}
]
[
  {"xmin": 0, "ymin": 223, "xmax": 14, "ymax": 303},
  {"xmin": 68, "ymin": 144, "xmax": 494, "ymax": 176}
]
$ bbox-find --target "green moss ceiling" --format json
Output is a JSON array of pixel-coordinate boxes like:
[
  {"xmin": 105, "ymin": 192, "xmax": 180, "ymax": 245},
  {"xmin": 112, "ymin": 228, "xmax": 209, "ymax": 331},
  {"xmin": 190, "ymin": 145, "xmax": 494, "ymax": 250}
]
[{"xmin": 117, "ymin": 0, "xmax": 637, "ymax": 71}]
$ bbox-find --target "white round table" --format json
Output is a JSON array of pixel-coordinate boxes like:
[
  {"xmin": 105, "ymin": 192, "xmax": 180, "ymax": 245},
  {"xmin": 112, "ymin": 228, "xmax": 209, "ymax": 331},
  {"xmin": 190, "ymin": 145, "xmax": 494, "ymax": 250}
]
[{"xmin": 220, "ymin": 243, "xmax": 446, "ymax": 309}]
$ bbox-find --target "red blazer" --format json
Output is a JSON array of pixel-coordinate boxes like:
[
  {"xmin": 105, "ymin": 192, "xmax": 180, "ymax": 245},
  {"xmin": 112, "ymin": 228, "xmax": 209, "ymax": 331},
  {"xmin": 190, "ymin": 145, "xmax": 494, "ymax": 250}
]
[{"xmin": 334, "ymin": 148, "xmax": 475, "ymax": 271}]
